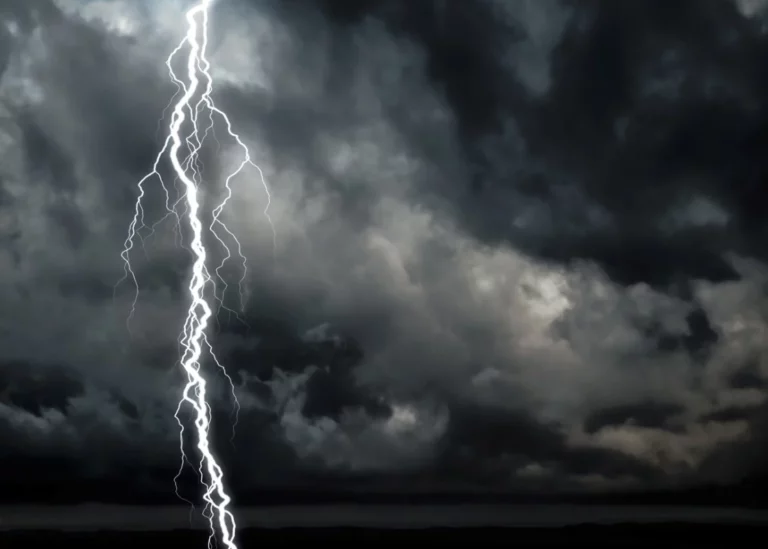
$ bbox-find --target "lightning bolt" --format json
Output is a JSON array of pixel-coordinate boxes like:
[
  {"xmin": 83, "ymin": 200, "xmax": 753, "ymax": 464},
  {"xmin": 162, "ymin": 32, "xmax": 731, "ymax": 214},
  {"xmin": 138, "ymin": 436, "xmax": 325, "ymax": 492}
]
[{"xmin": 114, "ymin": 1, "xmax": 274, "ymax": 547}]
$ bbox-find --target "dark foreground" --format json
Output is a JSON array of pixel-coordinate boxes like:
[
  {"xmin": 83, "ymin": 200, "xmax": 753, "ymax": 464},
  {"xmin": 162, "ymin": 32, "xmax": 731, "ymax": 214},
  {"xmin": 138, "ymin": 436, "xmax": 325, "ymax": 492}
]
[{"xmin": 2, "ymin": 524, "xmax": 767, "ymax": 547}]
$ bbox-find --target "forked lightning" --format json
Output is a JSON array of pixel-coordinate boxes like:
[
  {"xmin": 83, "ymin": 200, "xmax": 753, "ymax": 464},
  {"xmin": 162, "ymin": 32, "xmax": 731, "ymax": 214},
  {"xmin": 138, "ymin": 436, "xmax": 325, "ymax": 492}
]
[{"xmin": 115, "ymin": 1, "xmax": 274, "ymax": 547}]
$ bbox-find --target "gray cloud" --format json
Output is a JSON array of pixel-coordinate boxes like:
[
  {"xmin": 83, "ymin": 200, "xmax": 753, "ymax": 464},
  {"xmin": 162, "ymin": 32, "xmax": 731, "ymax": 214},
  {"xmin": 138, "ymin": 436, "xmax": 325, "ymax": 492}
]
[{"xmin": 0, "ymin": 0, "xmax": 766, "ymax": 499}]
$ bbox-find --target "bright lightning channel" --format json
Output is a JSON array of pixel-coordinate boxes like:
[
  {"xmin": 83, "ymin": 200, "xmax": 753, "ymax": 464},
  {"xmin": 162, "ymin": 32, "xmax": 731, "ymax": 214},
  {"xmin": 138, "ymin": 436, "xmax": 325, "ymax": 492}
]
[{"xmin": 115, "ymin": 1, "xmax": 275, "ymax": 548}]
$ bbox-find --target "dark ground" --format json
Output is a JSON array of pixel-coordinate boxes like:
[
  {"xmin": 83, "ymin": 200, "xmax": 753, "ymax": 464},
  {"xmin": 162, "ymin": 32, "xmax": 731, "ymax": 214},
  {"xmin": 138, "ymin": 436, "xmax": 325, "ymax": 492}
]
[
  {"xmin": 2, "ymin": 468, "xmax": 768, "ymax": 507},
  {"xmin": 3, "ymin": 483, "xmax": 768, "ymax": 509},
  {"xmin": 3, "ymin": 524, "xmax": 767, "ymax": 547}
]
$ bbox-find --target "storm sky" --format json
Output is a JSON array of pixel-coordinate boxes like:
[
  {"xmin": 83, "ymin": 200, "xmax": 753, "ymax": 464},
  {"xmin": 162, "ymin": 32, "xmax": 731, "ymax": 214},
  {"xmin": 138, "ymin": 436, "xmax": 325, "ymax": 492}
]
[{"xmin": 1, "ymin": 0, "xmax": 768, "ymax": 499}]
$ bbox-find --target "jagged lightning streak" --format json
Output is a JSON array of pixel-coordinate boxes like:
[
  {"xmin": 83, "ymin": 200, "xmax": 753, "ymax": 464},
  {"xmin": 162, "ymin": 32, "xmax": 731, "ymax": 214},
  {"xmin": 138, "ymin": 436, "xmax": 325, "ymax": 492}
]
[{"xmin": 114, "ymin": 1, "xmax": 274, "ymax": 547}]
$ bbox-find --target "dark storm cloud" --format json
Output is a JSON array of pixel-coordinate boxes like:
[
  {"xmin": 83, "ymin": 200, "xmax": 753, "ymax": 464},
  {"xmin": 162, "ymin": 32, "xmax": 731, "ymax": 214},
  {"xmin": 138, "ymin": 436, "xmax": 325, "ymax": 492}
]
[
  {"xmin": 297, "ymin": 0, "xmax": 768, "ymax": 291},
  {"xmin": 219, "ymin": 0, "xmax": 768, "ymax": 485},
  {"xmin": 0, "ymin": 0, "xmax": 767, "ymax": 499},
  {"xmin": 0, "ymin": 0, "xmax": 204, "ymax": 485},
  {"xmin": 0, "ymin": 360, "xmax": 83, "ymax": 417},
  {"xmin": 583, "ymin": 402, "xmax": 685, "ymax": 435},
  {"xmin": 730, "ymin": 367, "xmax": 767, "ymax": 390},
  {"xmin": 435, "ymin": 400, "xmax": 659, "ymax": 485},
  {"xmin": 702, "ymin": 405, "xmax": 760, "ymax": 423},
  {"xmin": 269, "ymin": 0, "xmax": 767, "ymax": 469}
]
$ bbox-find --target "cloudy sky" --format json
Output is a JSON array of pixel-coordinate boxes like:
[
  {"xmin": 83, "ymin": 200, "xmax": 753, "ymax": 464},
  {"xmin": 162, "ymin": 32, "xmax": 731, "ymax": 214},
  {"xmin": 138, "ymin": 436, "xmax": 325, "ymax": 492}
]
[{"xmin": 1, "ymin": 0, "xmax": 767, "ymax": 500}]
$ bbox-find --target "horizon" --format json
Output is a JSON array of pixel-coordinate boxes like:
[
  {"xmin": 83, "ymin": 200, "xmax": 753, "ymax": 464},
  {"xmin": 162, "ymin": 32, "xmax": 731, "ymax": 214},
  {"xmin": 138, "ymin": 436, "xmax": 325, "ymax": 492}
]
[{"xmin": 1, "ymin": 0, "xmax": 767, "ymax": 525}]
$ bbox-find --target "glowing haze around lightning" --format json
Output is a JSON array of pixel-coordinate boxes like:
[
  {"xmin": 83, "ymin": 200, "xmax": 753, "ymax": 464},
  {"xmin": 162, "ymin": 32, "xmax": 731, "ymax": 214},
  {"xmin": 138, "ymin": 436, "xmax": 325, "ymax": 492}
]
[{"xmin": 116, "ymin": 1, "xmax": 274, "ymax": 547}]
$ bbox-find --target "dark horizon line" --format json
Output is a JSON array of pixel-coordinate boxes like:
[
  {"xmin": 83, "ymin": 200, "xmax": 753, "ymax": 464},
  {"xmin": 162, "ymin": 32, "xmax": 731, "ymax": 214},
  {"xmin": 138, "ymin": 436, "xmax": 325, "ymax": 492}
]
[{"xmin": 2, "ymin": 477, "xmax": 767, "ymax": 509}]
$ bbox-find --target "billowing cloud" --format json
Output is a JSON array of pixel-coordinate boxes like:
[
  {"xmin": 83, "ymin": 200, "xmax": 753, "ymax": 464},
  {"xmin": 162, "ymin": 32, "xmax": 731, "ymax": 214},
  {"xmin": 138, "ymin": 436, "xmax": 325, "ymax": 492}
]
[{"xmin": 0, "ymin": 0, "xmax": 766, "ymax": 499}]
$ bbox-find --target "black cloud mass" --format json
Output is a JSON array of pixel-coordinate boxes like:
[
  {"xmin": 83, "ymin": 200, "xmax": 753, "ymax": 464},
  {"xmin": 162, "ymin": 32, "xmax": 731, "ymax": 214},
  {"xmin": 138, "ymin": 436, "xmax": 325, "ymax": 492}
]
[{"xmin": 1, "ymin": 0, "xmax": 768, "ymax": 501}]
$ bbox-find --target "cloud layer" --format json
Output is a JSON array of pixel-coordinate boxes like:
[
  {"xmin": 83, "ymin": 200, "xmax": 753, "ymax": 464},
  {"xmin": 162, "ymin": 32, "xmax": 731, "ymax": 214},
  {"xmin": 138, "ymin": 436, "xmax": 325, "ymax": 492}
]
[{"xmin": 1, "ymin": 0, "xmax": 767, "ymax": 496}]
